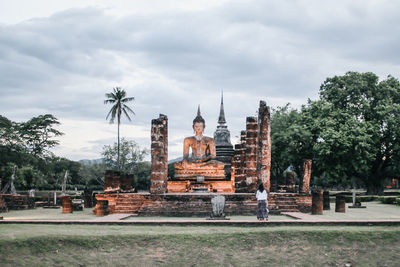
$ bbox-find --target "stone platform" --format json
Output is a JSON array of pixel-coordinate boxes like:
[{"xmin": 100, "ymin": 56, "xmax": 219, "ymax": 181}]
[
  {"xmin": 167, "ymin": 180, "xmax": 235, "ymax": 193},
  {"xmin": 94, "ymin": 193, "xmax": 311, "ymax": 216}
]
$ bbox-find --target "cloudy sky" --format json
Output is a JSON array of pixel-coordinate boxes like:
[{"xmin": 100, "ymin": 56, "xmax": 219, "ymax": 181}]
[{"xmin": 1, "ymin": 0, "xmax": 400, "ymax": 161}]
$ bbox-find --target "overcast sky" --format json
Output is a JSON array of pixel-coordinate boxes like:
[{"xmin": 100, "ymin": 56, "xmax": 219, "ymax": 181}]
[{"xmin": 1, "ymin": 0, "xmax": 400, "ymax": 161}]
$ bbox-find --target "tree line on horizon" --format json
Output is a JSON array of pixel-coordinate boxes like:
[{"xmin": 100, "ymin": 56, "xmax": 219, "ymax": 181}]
[{"xmin": 0, "ymin": 71, "xmax": 399, "ymax": 194}]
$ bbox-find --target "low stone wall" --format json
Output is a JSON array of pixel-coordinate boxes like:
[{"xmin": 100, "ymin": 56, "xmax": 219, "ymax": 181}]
[
  {"xmin": 0, "ymin": 194, "xmax": 34, "ymax": 211},
  {"xmin": 94, "ymin": 193, "xmax": 311, "ymax": 216}
]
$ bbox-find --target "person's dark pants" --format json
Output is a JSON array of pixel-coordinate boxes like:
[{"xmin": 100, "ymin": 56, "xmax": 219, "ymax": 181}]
[{"xmin": 257, "ymin": 200, "xmax": 268, "ymax": 220}]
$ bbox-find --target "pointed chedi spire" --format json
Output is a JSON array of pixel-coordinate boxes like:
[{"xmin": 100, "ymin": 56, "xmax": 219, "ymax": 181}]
[
  {"xmin": 218, "ymin": 91, "xmax": 226, "ymax": 125},
  {"xmin": 197, "ymin": 105, "xmax": 201, "ymax": 117}
]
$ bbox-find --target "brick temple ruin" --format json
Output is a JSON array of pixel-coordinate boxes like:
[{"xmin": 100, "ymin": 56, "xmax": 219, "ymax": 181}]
[{"xmin": 94, "ymin": 98, "xmax": 312, "ymax": 216}]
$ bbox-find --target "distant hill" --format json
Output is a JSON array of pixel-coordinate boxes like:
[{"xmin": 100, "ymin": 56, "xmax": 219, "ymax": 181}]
[{"xmin": 79, "ymin": 158, "xmax": 104, "ymax": 165}]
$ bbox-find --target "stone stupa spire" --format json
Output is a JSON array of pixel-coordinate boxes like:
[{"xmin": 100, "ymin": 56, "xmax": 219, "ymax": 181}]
[
  {"xmin": 218, "ymin": 91, "xmax": 226, "ymax": 125},
  {"xmin": 214, "ymin": 91, "xmax": 234, "ymax": 166}
]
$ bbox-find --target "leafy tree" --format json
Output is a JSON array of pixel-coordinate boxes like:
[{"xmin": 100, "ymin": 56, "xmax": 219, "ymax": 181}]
[
  {"xmin": 78, "ymin": 161, "xmax": 106, "ymax": 190},
  {"xmin": 134, "ymin": 161, "xmax": 151, "ymax": 191},
  {"xmin": 102, "ymin": 138, "xmax": 148, "ymax": 174},
  {"xmin": 19, "ymin": 114, "xmax": 63, "ymax": 157},
  {"xmin": 104, "ymin": 87, "xmax": 135, "ymax": 170},
  {"xmin": 305, "ymin": 72, "xmax": 400, "ymax": 194},
  {"xmin": 270, "ymin": 104, "xmax": 313, "ymax": 184}
]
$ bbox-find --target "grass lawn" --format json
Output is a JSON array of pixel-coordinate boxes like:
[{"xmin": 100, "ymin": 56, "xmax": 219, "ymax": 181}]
[{"xmin": 0, "ymin": 224, "xmax": 399, "ymax": 266}]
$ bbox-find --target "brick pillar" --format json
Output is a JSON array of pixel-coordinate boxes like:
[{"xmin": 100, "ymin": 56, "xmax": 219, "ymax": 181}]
[
  {"xmin": 150, "ymin": 114, "xmax": 168, "ymax": 194},
  {"xmin": 323, "ymin": 191, "xmax": 330, "ymax": 210},
  {"xmin": 245, "ymin": 117, "xmax": 258, "ymax": 192},
  {"xmin": 257, "ymin": 100, "xmax": 271, "ymax": 192},
  {"xmin": 234, "ymin": 131, "xmax": 247, "ymax": 192},
  {"xmin": 335, "ymin": 194, "xmax": 346, "ymax": 213},
  {"xmin": 301, "ymin": 159, "xmax": 312, "ymax": 194},
  {"xmin": 311, "ymin": 189, "xmax": 323, "ymax": 215},
  {"xmin": 62, "ymin": 196, "xmax": 73, "ymax": 214}
]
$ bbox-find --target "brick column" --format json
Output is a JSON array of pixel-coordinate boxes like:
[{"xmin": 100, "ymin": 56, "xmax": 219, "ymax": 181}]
[
  {"xmin": 234, "ymin": 131, "xmax": 247, "ymax": 192},
  {"xmin": 323, "ymin": 191, "xmax": 330, "ymax": 210},
  {"xmin": 257, "ymin": 100, "xmax": 271, "ymax": 192},
  {"xmin": 245, "ymin": 117, "xmax": 258, "ymax": 192},
  {"xmin": 335, "ymin": 194, "xmax": 346, "ymax": 213},
  {"xmin": 311, "ymin": 189, "xmax": 323, "ymax": 215},
  {"xmin": 301, "ymin": 159, "xmax": 312, "ymax": 194},
  {"xmin": 150, "ymin": 114, "xmax": 168, "ymax": 194}
]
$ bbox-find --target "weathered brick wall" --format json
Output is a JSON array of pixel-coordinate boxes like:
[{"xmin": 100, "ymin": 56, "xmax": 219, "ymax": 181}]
[
  {"xmin": 301, "ymin": 159, "xmax": 312, "ymax": 193},
  {"xmin": 245, "ymin": 117, "xmax": 258, "ymax": 192},
  {"xmin": 234, "ymin": 131, "xmax": 247, "ymax": 192},
  {"xmin": 257, "ymin": 100, "xmax": 271, "ymax": 192},
  {"xmin": 104, "ymin": 171, "xmax": 134, "ymax": 193},
  {"xmin": 94, "ymin": 193, "xmax": 311, "ymax": 216},
  {"xmin": 0, "ymin": 194, "xmax": 34, "ymax": 210},
  {"xmin": 150, "ymin": 114, "xmax": 168, "ymax": 194}
]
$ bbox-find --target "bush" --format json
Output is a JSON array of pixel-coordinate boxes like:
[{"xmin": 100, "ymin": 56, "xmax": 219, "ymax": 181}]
[
  {"xmin": 378, "ymin": 196, "xmax": 398, "ymax": 204},
  {"xmin": 396, "ymin": 198, "xmax": 400, "ymax": 206}
]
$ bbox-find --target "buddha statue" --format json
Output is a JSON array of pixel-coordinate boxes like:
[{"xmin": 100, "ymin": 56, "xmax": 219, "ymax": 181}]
[{"xmin": 174, "ymin": 106, "xmax": 226, "ymax": 180}]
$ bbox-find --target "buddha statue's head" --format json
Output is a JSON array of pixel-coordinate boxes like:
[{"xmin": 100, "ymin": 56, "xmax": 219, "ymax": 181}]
[{"xmin": 193, "ymin": 105, "xmax": 205, "ymax": 136}]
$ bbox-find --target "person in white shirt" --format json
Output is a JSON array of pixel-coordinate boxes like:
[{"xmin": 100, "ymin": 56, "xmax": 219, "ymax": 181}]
[{"xmin": 256, "ymin": 183, "xmax": 268, "ymax": 221}]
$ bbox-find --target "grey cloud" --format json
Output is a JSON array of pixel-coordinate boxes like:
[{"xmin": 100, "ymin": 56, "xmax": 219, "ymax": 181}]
[{"xmin": 1, "ymin": 1, "xmax": 400, "ymax": 159}]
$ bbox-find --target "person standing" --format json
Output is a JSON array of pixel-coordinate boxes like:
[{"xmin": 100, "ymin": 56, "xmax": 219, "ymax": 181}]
[{"xmin": 256, "ymin": 183, "xmax": 268, "ymax": 221}]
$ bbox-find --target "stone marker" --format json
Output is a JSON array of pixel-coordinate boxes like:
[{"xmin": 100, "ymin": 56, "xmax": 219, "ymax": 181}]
[
  {"xmin": 209, "ymin": 195, "xmax": 229, "ymax": 219},
  {"xmin": 323, "ymin": 190, "xmax": 330, "ymax": 210},
  {"xmin": 311, "ymin": 189, "xmax": 323, "ymax": 215},
  {"xmin": 335, "ymin": 194, "xmax": 346, "ymax": 213},
  {"xmin": 348, "ymin": 188, "xmax": 366, "ymax": 209}
]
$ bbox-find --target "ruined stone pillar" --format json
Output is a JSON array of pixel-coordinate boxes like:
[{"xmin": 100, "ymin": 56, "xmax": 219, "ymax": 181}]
[
  {"xmin": 323, "ymin": 190, "xmax": 330, "ymax": 210},
  {"xmin": 301, "ymin": 159, "xmax": 312, "ymax": 194},
  {"xmin": 335, "ymin": 194, "xmax": 346, "ymax": 213},
  {"xmin": 96, "ymin": 200, "xmax": 109, "ymax": 216},
  {"xmin": 61, "ymin": 196, "xmax": 73, "ymax": 214},
  {"xmin": 257, "ymin": 101, "xmax": 271, "ymax": 192},
  {"xmin": 234, "ymin": 130, "xmax": 247, "ymax": 192},
  {"xmin": 150, "ymin": 114, "xmax": 168, "ymax": 194},
  {"xmin": 245, "ymin": 117, "xmax": 258, "ymax": 192},
  {"xmin": 311, "ymin": 189, "xmax": 323, "ymax": 215}
]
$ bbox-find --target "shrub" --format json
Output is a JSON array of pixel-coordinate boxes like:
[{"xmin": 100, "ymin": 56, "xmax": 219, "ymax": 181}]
[{"xmin": 378, "ymin": 196, "xmax": 397, "ymax": 204}]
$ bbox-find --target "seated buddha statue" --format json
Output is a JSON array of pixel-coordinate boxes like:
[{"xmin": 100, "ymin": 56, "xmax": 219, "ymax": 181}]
[{"xmin": 174, "ymin": 107, "xmax": 225, "ymax": 180}]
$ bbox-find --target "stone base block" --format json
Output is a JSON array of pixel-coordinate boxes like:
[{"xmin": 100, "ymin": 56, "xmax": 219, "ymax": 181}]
[
  {"xmin": 167, "ymin": 180, "xmax": 234, "ymax": 193},
  {"xmin": 94, "ymin": 192, "xmax": 311, "ymax": 216}
]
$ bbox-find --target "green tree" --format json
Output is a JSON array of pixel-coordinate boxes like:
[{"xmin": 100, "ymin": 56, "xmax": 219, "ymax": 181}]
[
  {"xmin": 134, "ymin": 161, "xmax": 151, "ymax": 191},
  {"xmin": 78, "ymin": 161, "xmax": 106, "ymax": 190},
  {"xmin": 305, "ymin": 72, "xmax": 400, "ymax": 194},
  {"xmin": 102, "ymin": 138, "xmax": 147, "ymax": 174},
  {"xmin": 270, "ymin": 104, "xmax": 313, "ymax": 184},
  {"xmin": 104, "ymin": 87, "xmax": 135, "ymax": 171},
  {"xmin": 19, "ymin": 114, "xmax": 63, "ymax": 157}
]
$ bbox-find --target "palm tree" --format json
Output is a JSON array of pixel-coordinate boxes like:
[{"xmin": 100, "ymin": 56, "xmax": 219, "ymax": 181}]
[{"xmin": 104, "ymin": 87, "xmax": 135, "ymax": 170}]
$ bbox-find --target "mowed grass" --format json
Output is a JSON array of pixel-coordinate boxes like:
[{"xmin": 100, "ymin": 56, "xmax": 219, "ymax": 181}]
[{"xmin": 0, "ymin": 224, "xmax": 399, "ymax": 266}]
